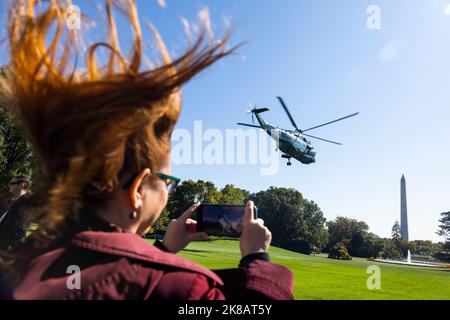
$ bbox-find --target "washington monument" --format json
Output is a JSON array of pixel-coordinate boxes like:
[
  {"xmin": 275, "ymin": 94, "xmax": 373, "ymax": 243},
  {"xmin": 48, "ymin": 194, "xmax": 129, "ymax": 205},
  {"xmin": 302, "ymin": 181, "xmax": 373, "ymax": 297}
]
[{"xmin": 400, "ymin": 174, "xmax": 409, "ymax": 241}]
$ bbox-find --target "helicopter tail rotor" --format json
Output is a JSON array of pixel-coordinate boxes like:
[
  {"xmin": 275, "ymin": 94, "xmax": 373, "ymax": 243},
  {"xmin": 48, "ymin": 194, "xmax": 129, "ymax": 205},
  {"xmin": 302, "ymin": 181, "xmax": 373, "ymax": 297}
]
[
  {"xmin": 246, "ymin": 106, "xmax": 269, "ymax": 124},
  {"xmin": 247, "ymin": 100, "xmax": 254, "ymax": 123},
  {"xmin": 245, "ymin": 109, "xmax": 255, "ymax": 123}
]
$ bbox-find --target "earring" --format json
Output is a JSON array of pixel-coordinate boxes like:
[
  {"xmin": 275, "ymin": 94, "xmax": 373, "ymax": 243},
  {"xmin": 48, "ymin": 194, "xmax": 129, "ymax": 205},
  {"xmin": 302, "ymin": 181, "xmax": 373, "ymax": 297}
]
[{"xmin": 129, "ymin": 209, "xmax": 138, "ymax": 220}]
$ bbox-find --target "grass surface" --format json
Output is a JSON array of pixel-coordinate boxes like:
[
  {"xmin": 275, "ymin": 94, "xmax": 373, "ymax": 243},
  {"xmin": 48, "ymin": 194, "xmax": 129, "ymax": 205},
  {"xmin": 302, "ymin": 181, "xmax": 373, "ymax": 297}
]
[{"xmin": 168, "ymin": 239, "xmax": 450, "ymax": 300}]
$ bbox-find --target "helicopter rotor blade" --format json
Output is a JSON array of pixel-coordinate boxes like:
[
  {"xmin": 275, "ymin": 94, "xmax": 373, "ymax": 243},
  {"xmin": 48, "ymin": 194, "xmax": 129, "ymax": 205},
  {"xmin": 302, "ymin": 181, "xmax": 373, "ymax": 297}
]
[
  {"xmin": 302, "ymin": 133, "xmax": 343, "ymax": 145},
  {"xmin": 277, "ymin": 96, "xmax": 300, "ymax": 131},
  {"xmin": 237, "ymin": 123, "xmax": 263, "ymax": 129},
  {"xmin": 302, "ymin": 112, "xmax": 359, "ymax": 133}
]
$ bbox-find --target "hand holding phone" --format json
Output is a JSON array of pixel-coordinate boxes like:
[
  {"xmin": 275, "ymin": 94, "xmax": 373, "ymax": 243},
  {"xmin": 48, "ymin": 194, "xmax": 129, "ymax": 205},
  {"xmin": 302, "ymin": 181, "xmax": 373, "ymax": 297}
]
[
  {"xmin": 196, "ymin": 200, "xmax": 271, "ymax": 257},
  {"xmin": 196, "ymin": 203, "xmax": 258, "ymax": 237},
  {"xmin": 162, "ymin": 202, "xmax": 208, "ymax": 253},
  {"xmin": 239, "ymin": 200, "xmax": 272, "ymax": 257}
]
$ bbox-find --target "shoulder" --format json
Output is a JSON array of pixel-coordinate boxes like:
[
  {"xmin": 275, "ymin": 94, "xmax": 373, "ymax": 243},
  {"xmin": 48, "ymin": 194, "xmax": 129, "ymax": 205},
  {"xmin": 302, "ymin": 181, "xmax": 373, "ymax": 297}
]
[
  {"xmin": 4, "ymin": 196, "xmax": 33, "ymax": 220},
  {"xmin": 70, "ymin": 231, "xmax": 225, "ymax": 300},
  {"xmin": 9, "ymin": 194, "xmax": 32, "ymax": 209},
  {"xmin": 15, "ymin": 233, "xmax": 225, "ymax": 300},
  {"xmin": 71, "ymin": 231, "xmax": 224, "ymax": 286}
]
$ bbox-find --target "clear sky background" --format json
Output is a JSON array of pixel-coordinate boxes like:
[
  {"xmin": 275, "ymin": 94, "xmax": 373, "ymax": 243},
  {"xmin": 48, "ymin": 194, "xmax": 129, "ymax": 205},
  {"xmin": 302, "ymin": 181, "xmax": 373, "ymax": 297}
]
[{"xmin": 1, "ymin": 0, "xmax": 450, "ymax": 242}]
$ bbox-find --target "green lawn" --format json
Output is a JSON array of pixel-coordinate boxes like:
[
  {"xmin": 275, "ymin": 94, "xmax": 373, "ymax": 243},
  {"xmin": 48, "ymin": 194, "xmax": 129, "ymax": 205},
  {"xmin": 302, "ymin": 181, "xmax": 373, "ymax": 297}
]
[{"xmin": 167, "ymin": 239, "xmax": 450, "ymax": 300}]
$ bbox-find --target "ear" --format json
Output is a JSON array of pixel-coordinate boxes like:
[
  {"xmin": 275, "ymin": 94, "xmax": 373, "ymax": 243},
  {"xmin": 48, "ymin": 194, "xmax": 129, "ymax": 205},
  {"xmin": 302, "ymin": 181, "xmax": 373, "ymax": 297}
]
[{"xmin": 128, "ymin": 169, "xmax": 151, "ymax": 209}]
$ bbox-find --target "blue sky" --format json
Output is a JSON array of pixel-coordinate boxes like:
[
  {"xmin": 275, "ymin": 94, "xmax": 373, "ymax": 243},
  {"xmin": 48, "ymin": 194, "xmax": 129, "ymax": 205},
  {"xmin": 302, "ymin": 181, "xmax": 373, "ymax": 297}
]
[{"xmin": 2, "ymin": 0, "xmax": 450, "ymax": 242}]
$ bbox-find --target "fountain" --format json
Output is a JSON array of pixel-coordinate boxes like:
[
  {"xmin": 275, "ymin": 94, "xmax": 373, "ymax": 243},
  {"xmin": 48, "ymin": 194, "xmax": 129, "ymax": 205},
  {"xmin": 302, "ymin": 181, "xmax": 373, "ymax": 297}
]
[
  {"xmin": 406, "ymin": 250, "xmax": 411, "ymax": 264},
  {"xmin": 372, "ymin": 249, "xmax": 446, "ymax": 268}
]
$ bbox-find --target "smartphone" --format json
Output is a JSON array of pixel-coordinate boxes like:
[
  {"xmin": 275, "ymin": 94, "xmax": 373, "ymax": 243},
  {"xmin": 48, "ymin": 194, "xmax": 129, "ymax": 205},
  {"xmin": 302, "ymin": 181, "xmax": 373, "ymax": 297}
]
[{"xmin": 196, "ymin": 204, "xmax": 258, "ymax": 237}]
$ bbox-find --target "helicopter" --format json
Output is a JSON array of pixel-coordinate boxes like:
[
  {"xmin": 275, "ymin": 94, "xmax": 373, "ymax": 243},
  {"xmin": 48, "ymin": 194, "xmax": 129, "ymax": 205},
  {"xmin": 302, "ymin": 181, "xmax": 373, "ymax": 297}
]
[{"xmin": 237, "ymin": 97, "xmax": 359, "ymax": 166}]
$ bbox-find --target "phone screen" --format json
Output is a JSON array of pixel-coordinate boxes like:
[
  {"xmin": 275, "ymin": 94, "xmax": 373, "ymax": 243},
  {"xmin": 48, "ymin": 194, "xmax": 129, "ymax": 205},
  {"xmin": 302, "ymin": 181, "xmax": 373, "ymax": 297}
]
[{"xmin": 197, "ymin": 204, "xmax": 257, "ymax": 237}]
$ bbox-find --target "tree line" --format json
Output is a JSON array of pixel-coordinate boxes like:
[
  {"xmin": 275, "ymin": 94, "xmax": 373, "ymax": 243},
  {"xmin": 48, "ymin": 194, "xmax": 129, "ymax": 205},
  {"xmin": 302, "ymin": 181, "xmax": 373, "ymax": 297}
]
[{"xmin": 155, "ymin": 179, "xmax": 450, "ymax": 262}]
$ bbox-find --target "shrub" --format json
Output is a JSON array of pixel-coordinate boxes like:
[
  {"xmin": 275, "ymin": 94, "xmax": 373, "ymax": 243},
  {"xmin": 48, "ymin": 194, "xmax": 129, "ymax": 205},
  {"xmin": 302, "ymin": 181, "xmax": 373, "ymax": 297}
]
[{"xmin": 328, "ymin": 244, "xmax": 352, "ymax": 260}]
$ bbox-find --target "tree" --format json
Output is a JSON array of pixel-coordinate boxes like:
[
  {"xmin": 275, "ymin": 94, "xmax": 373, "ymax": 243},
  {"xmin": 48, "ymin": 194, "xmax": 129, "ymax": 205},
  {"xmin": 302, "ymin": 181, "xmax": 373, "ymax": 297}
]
[
  {"xmin": 327, "ymin": 216, "xmax": 369, "ymax": 250},
  {"xmin": 390, "ymin": 220, "xmax": 412, "ymax": 258},
  {"xmin": 436, "ymin": 212, "xmax": 450, "ymax": 262},
  {"xmin": 410, "ymin": 240, "xmax": 434, "ymax": 256},
  {"xmin": 220, "ymin": 184, "xmax": 250, "ymax": 205},
  {"xmin": 434, "ymin": 242, "xmax": 450, "ymax": 262},
  {"xmin": 363, "ymin": 233, "xmax": 385, "ymax": 258},
  {"xmin": 0, "ymin": 66, "xmax": 34, "ymax": 209},
  {"xmin": 0, "ymin": 109, "xmax": 34, "ymax": 210},
  {"xmin": 381, "ymin": 239, "xmax": 403, "ymax": 260},
  {"xmin": 166, "ymin": 180, "xmax": 222, "ymax": 219},
  {"xmin": 437, "ymin": 212, "xmax": 450, "ymax": 241},
  {"xmin": 350, "ymin": 232, "xmax": 384, "ymax": 258},
  {"xmin": 252, "ymin": 187, "xmax": 328, "ymax": 252},
  {"xmin": 391, "ymin": 220, "xmax": 401, "ymax": 240},
  {"xmin": 252, "ymin": 187, "xmax": 305, "ymax": 247},
  {"xmin": 300, "ymin": 200, "xmax": 328, "ymax": 253}
]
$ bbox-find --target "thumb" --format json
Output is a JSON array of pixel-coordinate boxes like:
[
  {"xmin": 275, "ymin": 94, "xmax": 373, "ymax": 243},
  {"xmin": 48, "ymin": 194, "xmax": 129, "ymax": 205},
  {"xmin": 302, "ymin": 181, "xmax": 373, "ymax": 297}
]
[{"xmin": 188, "ymin": 232, "xmax": 209, "ymax": 241}]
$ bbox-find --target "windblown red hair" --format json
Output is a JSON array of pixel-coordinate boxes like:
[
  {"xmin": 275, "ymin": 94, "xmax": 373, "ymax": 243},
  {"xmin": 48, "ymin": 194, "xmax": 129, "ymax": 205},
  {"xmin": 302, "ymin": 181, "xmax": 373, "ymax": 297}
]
[{"xmin": 1, "ymin": 0, "xmax": 237, "ymax": 282}]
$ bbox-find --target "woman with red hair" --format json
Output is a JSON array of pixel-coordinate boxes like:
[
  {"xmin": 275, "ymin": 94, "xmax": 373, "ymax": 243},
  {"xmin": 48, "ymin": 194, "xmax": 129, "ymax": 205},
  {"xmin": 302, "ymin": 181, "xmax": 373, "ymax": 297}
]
[{"xmin": 0, "ymin": 0, "xmax": 294, "ymax": 300}]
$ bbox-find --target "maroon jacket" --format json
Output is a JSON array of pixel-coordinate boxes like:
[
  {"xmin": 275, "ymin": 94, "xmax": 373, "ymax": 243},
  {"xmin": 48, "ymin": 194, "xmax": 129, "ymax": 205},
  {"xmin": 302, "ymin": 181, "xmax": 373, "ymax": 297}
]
[{"xmin": 13, "ymin": 217, "xmax": 294, "ymax": 300}]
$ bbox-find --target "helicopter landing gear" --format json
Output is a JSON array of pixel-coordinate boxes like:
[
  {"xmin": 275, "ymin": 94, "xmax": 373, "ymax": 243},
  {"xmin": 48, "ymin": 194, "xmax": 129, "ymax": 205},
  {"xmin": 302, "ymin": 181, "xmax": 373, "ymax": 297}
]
[{"xmin": 282, "ymin": 154, "xmax": 292, "ymax": 166}]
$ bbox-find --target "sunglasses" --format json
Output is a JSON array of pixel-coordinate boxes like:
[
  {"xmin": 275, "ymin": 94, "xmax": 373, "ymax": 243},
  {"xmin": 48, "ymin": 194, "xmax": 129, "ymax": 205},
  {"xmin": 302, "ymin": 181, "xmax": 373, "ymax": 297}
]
[{"xmin": 122, "ymin": 172, "xmax": 181, "ymax": 195}]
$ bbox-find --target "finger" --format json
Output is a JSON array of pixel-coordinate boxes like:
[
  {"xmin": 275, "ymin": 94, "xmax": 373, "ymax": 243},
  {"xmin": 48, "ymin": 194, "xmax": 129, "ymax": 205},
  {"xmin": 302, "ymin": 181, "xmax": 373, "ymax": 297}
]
[
  {"xmin": 186, "ymin": 222, "xmax": 197, "ymax": 233},
  {"xmin": 180, "ymin": 202, "xmax": 201, "ymax": 222},
  {"xmin": 188, "ymin": 232, "xmax": 209, "ymax": 241},
  {"xmin": 244, "ymin": 200, "xmax": 255, "ymax": 224},
  {"xmin": 255, "ymin": 218, "xmax": 265, "ymax": 226},
  {"xmin": 186, "ymin": 218, "xmax": 197, "ymax": 225}
]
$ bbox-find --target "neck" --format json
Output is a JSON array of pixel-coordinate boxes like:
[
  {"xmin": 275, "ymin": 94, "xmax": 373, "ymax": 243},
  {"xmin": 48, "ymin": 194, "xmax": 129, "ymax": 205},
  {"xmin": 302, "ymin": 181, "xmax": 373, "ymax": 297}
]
[{"xmin": 97, "ymin": 200, "xmax": 139, "ymax": 234}]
